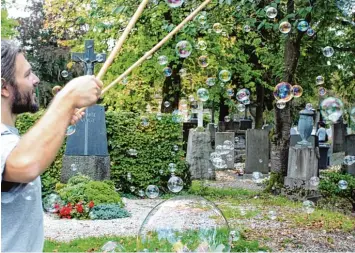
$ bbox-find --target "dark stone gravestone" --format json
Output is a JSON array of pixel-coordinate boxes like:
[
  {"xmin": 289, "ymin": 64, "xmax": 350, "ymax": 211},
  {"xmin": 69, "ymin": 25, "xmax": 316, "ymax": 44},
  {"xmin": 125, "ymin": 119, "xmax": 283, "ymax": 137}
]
[
  {"xmin": 240, "ymin": 119, "xmax": 252, "ymax": 130},
  {"xmin": 245, "ymin": 129, "xmax": 269, "ymax": 174},
  {"xmin": 342, "ymin": 134, "xmax": 355, "ymax": 175},
  {"xmin": 333, "ymin": 121, "xmax": 347, "ymax": 153}
]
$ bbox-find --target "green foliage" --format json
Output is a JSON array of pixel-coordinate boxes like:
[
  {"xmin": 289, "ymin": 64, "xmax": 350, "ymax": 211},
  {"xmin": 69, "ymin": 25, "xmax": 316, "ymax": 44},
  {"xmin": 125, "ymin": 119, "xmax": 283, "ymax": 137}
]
[
  {"xmin": 264, "ymin": 172, "xmax": 284, "ymax": 192},
  {"xmin": 1, "ymin": 8, "xmax": 18, "ymax": 39},
  {"xmin": 106, "ymin": 111, "xmax": 191, "ymax": 193},
  {"xmin": 89, "ymin": 203, "xmax": 131, "ymax": 220}
]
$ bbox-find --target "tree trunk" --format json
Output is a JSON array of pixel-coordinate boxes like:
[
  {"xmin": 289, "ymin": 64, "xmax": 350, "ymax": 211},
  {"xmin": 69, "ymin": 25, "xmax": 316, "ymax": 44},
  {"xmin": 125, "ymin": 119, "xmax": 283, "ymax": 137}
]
[
  {"xmin": 255, "ymin": 84, "xmax": 265, "ymax": 129},
  {"xmin": 218, "ymin": 96, "xmax": 229, "ymax": 122},
  {"xmin": 161, "ymin": 63, "xmax": 182, "ymax": 113}
]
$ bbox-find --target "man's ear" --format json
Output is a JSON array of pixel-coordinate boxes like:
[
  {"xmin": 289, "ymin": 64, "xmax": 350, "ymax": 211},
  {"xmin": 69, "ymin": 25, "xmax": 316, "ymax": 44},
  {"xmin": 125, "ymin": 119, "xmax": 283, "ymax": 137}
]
[{"xmin": 1, "ymin": 78, "xmax": 11, "ymax": 97}]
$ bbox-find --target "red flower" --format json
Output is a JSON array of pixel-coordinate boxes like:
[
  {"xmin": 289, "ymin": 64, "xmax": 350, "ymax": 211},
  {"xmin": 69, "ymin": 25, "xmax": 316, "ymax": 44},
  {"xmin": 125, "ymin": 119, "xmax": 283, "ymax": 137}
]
[
  {"xmin": 59, "ymin": 206, "xmax": 72, "ymax": 218},
  {"xmin": 88, "ymin": 201, "xmax": 94, "ymax": 208},
  {"xmin": 76, "ymin": 204, "xmax": 84, "ymax": 213}
]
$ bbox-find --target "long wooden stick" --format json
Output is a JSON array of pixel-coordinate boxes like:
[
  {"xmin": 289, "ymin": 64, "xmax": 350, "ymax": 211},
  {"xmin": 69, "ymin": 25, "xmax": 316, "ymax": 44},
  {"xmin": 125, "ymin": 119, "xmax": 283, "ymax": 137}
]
[{"xmin": 96, "ymin": 0, "xmax": 149, "ymax": 80}]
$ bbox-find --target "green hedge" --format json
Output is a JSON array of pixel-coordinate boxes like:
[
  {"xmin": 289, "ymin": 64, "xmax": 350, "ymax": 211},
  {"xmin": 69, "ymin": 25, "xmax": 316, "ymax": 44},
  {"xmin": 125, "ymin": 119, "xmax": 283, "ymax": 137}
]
[{"xmin": 15, "ymin": 110, "xmax": 191, "ymax": 197}]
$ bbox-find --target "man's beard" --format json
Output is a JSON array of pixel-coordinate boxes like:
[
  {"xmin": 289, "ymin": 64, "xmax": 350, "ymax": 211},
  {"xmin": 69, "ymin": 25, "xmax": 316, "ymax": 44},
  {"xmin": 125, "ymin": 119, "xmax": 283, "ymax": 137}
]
[{"xmin": 11, "ymin": 84, "xmax": 39, "ymax": 114}]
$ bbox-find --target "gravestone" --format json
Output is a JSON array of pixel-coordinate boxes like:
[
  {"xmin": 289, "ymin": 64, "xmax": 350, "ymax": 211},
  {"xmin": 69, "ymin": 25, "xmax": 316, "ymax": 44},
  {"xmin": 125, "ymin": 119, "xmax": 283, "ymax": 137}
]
[
  {"xmin": 290, "ymin": 135, "xmax": 318, "ymax": 148},
  {"xmin": 342, "ymin": 134, "xmax": 355, "ymax": 175},
  {"xmin": 183, "ymin": 122, "xmax": 197, "ymax": 151},
  {"xmin": 215, "ymin": 132, "xmax": 235, "ymax": 169},
  {"xmin": 245, "ymin": 129, "xmax": 269, "ymax": 174},
  {"xmin": 186, "ymin": 129, "xmax": 215, "ymax": 180},
  {"xmin": 61, "ymin": 40, "xmax": 110, "ymax": 183},
  {"xmin": 240, "ymin": 119, "xmax": 252, "ymax": 130},
  {"xmin": 333, "ymin": 121, "xmax": 346, "ymax": 153}
]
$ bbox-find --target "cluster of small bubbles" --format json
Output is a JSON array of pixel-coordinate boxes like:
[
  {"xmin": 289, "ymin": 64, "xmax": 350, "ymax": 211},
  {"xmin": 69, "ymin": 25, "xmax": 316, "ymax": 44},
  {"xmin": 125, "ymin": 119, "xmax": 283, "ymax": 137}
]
[
  {"xmin": 70, "ymin": 163, "xmax": 77, "ymax": 172},
  {"xmin": 164, "ymin": 101, "xmax": 171, "ymax": 107},
  {"xmin": 276, "ymin": 100, "xmax": 286, "ymax": 109},
  {"xmin": 163, "ymin": 67, "xmax": 172, "ymax": 77},
  {"xmin": 236, "ymin": 88, "xmax": 250, "ymax": 102},
  {"xmin": 52, "ymin": 85, "xmax": 62, "ymax": 95},
  {"xmin": 96, "ymin": 53, "xmax": 105, "ymax": 63},
  {"xmin": 212, "ymin": 157, "xmax": 227, "ymax": 169},
  {"xmin": 210, "ymin": 152, "xmax": 222, "ymax": 161},
  {"xmin": 128, "ymin": 148, "xmax": 138, "ymax": 156},
  {"xmin": 343, "ymin": 155, "xmax": 355, "ymax": 166},
  {"xmin": 309, "ymin": 176, "xmax": 320, "ymax": 187},
  {"xmin": 197, "ymin": 88, "xmax": 209, "ymax": 102},
  {"xmin": 165, "ymin": 0, "xmax": 184, "ymax": 8},
  {"xmin": 292, "ymin": 85, "xmax": 303, "ymax": 97},
  {"xmin": 197, "ymin": 13, "xmax": 207, "ymax": 25},
  {"xmin": 316, "ymin": 75, "xmax": 324, "ymax": 85},
  {"xmin": 196, "ymin": 40, "xmax": 207, "ymax": 50},
  {"xmin": 173, "ymin": 145, "xmax": 179, "ymax": 151},
  {"xmin": 175, "ymin": 40, "xmax": 192, "ymax": 58},
  {"xmin": 350, "ymin": 107, "xmax": 355, "ymax": 123},
  {"xmin": 307, "ymin": 28, "xmax": 315, "ymax": 36},
  {"xmin": 224, "ymin": 140, "xmax": 234, "ymax": 149},
  {"xmin": 158, "ymin": 55, "xmax": 168, "ymax": 65},
  {"xmin": 66, "ymin": 125, "xmax": 76, "ymax": 136},
  {"xmin": 213, "ymin": 23, "xmax": 223, "ymax": 33},
  {"xmin": 229, "ymin": 230, "xmax": 240, "ymax": 242},
  {"xmin": 226, "ymin": 88, "xmax": 234, "ymax": 97},
  {"xmin": 323, "ymin": 46, "xmax": 335, "ymax": 57},
  {"xmin": 338, "ymin": 180, "xmax": 348, "ymax": 190},
  {"xmin": 268, "ymin": 210, "xmax": 277, "ymax": 220},
  {"xmin": 318, "ymin": 87, "xmax": 327, "ymax": 96},
  {"xmin": 168, "ymin": 163, "xmax": 177, "ymax": 173},
  {"xmin": 302, "ymin": 200, "xmax": 315, "ymax": 214},
  {"xmin": 179, "ymin": 68, "xmax": 187, "ymax": 77},
  {"xmin": 224, "ymin": 115, "xmax": 231, "ymax": 122},
  {"xmin": 237, "ymin": 103, "xmax": 246, "ymax": 112},
  {"xmin": 266, "ymin": 6, "xmax": 278, "ymax": 18},
  {"xmin": 43, "ymin": 193, "xmax": 62, "ymax": 213},
  {"xmin": 320, "ymin": 97, "xmax": 344, "ymax": 123},
  {"xmin": 188, "ymin": 95, "xmax": 195, "ymax": 102},
  {"xmin": 297, "ymin": 20, "xmax": 309, "ymax": 32},
  {"xmin": 215, "ymin": 145, "xmax": 223, "ymax": 154},
  {"xmin": 141, "ymin": 116, "xmax": 149, "ymax": 127},
  {"xmin": 252, "ymin": 172, "xmax": 263, "ymax": 184},
  {"xmin": 61, "ymin": 70, "xmax": 69, "ymax": 78},
  {"xmin": 306, "ymin": 103, "xmax": 313, "ymax": 111},
  {"xmin": 138, "ymin": 189, "xmax": 145, "ymax": 198},
  {"xmin": 219, "ymin": 70, "xmax": 232, "ymax": 82},
  {"xmin": 206, "ymin": 77, "xmax": 216, "ymax": 87},
  {"xmin": 198, "ymin": 55, "xmax": 209, "ymax": 67},
  {"xmin": 156, "ymin": 112, "xmax": 162, "ymax": 120},
  {"xmin": 279, "ymin": 21, "xmax": 292, "ymax": 34},
  {"xmin": 130, "ymin": 186, "xmax": 136, "ymax": 192},
  {"xmin": 167, "ymin": 174, "xmax": 184, "ymax": 193},
  {"xmin": 146, "ymin": 185, "xmax": 159, "ymax": 199},
  {"xmin": 273, "ymin": 82, "xmax": 293, "ymax": 102}
]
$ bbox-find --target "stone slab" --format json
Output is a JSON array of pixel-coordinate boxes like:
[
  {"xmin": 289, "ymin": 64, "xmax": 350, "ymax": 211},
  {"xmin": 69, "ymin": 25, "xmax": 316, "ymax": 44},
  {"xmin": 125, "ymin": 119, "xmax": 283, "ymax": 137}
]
[
  {"xmin": 245, "ymin": 129, "xmax": 269, "ymax": 174},
  {"xmin": 287, "ymin": 146, "xmax": 318, "ymax": 180}
]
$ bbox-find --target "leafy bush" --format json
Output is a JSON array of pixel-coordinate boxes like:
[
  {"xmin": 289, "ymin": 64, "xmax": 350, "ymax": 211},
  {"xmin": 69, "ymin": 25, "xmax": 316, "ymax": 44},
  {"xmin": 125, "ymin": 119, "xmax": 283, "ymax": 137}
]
[
  {"xmin": 319, "ymin": 171, "xmax": 355, "ymax": 213},
  {"xmin": 89, "ymin": 203, "xmax": 131, "ymax": 220}
]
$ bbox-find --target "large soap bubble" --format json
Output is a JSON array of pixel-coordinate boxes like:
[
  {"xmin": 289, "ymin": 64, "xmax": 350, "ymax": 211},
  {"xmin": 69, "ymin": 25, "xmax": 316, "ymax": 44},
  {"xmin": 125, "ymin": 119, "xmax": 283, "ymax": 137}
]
[
  {"xmin": 137, "ymin": 196, "xmax": 231, "ymax": 252},
  {"xmin": 273, "ymin": 82, "xmax": 293, "ymax": 102},
  {"xmin": 166, "ymin": 0, "xmax": 184, "ymax": 8},
  {"xmin": 197, "ymin": 88, "xmax": 209, "ymax": 101},
  {"xmin": 320, "ymin": 97, "xmax": 344, "ymax": 123},
  {"xmin": 175, "ymin": 40, "xmax": 192, "ymax": 58},
  {"xmin": 236, "ymin": 88, "xmax": 250, "ymax": 102}
]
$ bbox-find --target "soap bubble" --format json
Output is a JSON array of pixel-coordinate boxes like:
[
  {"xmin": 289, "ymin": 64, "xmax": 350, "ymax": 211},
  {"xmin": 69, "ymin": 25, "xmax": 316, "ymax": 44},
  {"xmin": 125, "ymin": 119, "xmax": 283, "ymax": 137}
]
[
  {"xmin": 252, "ymin": 172, "xmax": 263, "ymax": 184},
  {"xmin": 197, "ymin": 88, "xmax": 209, "ymax": 102},
  {"xmin": 96, "ymin": 53, "xmax": 105, "ymax": 63},
  {"xmin": 43, "ymin": 193, "xmax": 62, "ymax": 213},
  {"xmin": 70, "ymin": 164, "xmax": 77, "ymax": 172},
  {"xmin": 236, "ymin": 88, "xmax": 250, "ymax": 102},
  {"xmin": 306, "ymin": 103, "xmax": 313, "ymax": 110},
  {"xmin": 226, "ymin": 154, "xmax": 233, "ymax": 162},
  {"xmin": 350, "ymin": 107, "xmax": 355, "ymax": 123},
  {"xmin": 198, "ymin": 55, "xmax": 209, "ymax": 67},
  {"xmin": 292, "ymin": 85, "xmax": 303, "ymax": 97},
  {"xmin": 320, "ymin": 97, "xmax": 344, "ymax": 123},
  {"xmin": 268, "ymin": 210, "xmax": 277, "ymax": 220},
  {"xmin": 127, "ymin": 172, "xmax": 132, "ymax": 181},
  {"xmin": 188, "ymin": 95, "xmax": 195, "ymax": 102},
  {"xmin": 302, "ymin": 200, "xmax": 315, "ymax": 214},
  {"xmin": 307, "ymin": 28, "xmax": 315, "ymax": 36},
  {"xmin": 206, "ymin": 77, "xmax": 216, "ymax": 87},
  {"xmin": 237, "ymin": 103, "xmax": 246, "ymax": 112},
  {"xmin": 336, "ymin": 0, "xmax": 355, "ymax": 16},
  {"xmin": 173, "ymin": 145, "xmax": 179, "ymax": 151},
  {"xmin": 222, "ymin": 31, "xmax": 228, "ymax": 37},
  {"xmin": 210, "ymin": 152, "xmax": 222, "ymax": 161},
  {"xmin": 138, "ymin": 190, "xmax": 145, "ymax": 198},
  {"xmin": 128, "ymin": 149, "xmax": 138, "ymax": 156},
  {"xmin": 226, "ymin": 88, "xmax": 234, "ymax": 97},
  {"xmin": 156, "ymin": 112, "xmax": 162, "ymax": 120},
  {"xmin": 297, "ymin": 20, "xmax": 309, "ymax": 32},
  {"xmin": 243, "ymin": 25, "xmax": 251, "ymax": 32},
  {"xmin": 235, "ymin": 137, "xmax": 239, "ymax": 143},
  {"xmin": 309, "ymin": 176, "xmax": 320, "ymax": 187},
  {"xmin": 167, "ymin": 175, "xmax": 184, "ymax": 193},
  {"xmin": 276, "ymin": 101, "xmax": 286, "ymax": 109},
  {"xmin": 159, "ymin": 169, "xmax": 164, "ymax": 175},
  {"xmin": 197, "ymin": 13, "xmax": 207, "ymax": 24},
  {"xmin": 266, "ymin": 7, "xmax": 277, "ymax": 18},
  {"xmin": 66, "ymin": 125, "xmax": 76, "ymax": 136},
  {"xmin": 52, "ymin": 85, "xmax": 62, "ymax": 95},
  {"xmin": 158, "ymin": 55, "xmax": 168, "ymax": 65},
  {"xmin": 316, "ymin": 76, "xmax": 324, "ymax": 85},
  {"xmin": 219, "ymin": 70, "xmax": 232, "ymax": 82},
  {"xmin": 175, "ymin": 40, "xmax": 192, "ymax": 58},
  {"xmin": 61, "ymin": 70, "xmax": 69, "ymax": 78},
  {"xmin": 212, "ymin": 157, "xmax": 227, "ymax": 169},
  {"xmin": 229, "ymin": 230, "xmax": 240, "ymax": 242},
  {"xmin": 165, "ymin": 0, "xmax": 184, "ymax": 8},
  {"xmin": 279, "ymin": 21, "xmax": 291, "ymax": 34},
  {"xmin": 141, "ymin": 116, "xmax": 149, "ymax": 127},
  {"xmin": 273, "ymin": 82, "xmax": 293, "ymax": 102},
  {"xmin": 338, "ymin": 180, "xmax": 348, "ymax": 190},
  {"xmin": 164, "ymin": 101, "xmax": 171, "ymax": 107},
  {"xmin": 163, "ymin": 67, "xmax": 172, "ymax": 77},
  {"xmin": 242, "ymin": 98, "xmax": 250, "ymax": 105},
  {"xmin": 130, "ymin": 186, "xmax": 136, "ymax": 192},
  {"xmin": 213, "ymin": 23, "xmax": 223, "ymax": 33},
  {"xmin": 122, "ymin": 76, "xmax": 128, "ymax": 85},
  {"xmin": 197, "ymin": 40, "xmax": 207, "ymax": 50},
  {"xmin": 137, "ymin": 196, "xmax": 230, "ymax": 252},
  {"xmin": 224, "ymin": 116, "xmax": 231, "ymax": 122},
  {"xmin": 318, "ymin": 87, "xmax": 327, "ymax": 96},
  {"xmin": 168, "ymin": 163, "xmax": 177, "ymax": 173},
  {"xmin": 344, "ymin": 155, "xmax": 355, "ymax": 166},
  {"xmin": 179, "ymin": 68, "xmax": 187, "ymax": 77},
  {"xmin": 146, "ymin": 185, "xmax": 159, "ymax": 199},
  {"xmin": 323, "ymin": 46, "xmax": 334, "ymax": 57}
]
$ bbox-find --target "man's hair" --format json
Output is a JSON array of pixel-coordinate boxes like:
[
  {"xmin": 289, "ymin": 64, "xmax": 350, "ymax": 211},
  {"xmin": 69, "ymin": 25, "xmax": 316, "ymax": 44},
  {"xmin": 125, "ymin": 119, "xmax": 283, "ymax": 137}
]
[
  {"xmin": 1, "ymin": 40, "xmax": 23, "ymax": 87},
  {"xmin": 319, "ymin": 121, "xmax": 326, "ymax": 128}
]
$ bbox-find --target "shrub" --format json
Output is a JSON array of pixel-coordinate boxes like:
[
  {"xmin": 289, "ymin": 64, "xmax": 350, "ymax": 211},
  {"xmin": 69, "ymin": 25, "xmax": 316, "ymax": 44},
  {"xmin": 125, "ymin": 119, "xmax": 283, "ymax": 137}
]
[{"xmin": 89, "ymin": 203, "xmax": 131, "ymax": 220}]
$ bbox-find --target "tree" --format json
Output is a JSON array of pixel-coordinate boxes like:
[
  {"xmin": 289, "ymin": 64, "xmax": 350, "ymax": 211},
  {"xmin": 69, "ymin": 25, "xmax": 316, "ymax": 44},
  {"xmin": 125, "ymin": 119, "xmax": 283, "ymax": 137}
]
[{"xmin": 1, "ymin": 1, "xmax": 19, "ymax": 39}]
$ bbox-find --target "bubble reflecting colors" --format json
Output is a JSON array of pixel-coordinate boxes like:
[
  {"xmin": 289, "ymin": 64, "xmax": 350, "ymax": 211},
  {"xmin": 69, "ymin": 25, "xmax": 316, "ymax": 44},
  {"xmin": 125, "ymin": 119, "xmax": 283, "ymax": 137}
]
[
  {"xmin": 206, "ymin": 77, "xmax": 216, "ymax": 87},
  {"xmin": 43, "ymin": 193, "xmax": 62, "ymax": 213},
  {"xmin": 318, "ymin": 87, "xmax": 327, "ymax": 96},
  {"xmin": 219, "ymin": 70, "xmax": 232, "ymax": 82},
  {"xmin": 316, "ymin": 76, "xmax": 324, "ymax": 85},
  {"xmin": 302, "ymin": 200, "xmax": 315, "ymax": 214},
  {"xmin": 338, "ymin": 180, "xmax": 348, "ymax": 190},
  {"xmin": 309, "ymin": 176, "xmax": 320, "ymax": 187},
  {"xmin": 167, "ymin": 175, "xmax": 184, "ymax": 193},
  {"xmin": 213, "ymin": 23, "xmax": 223, "ymax": 33},
  {"xmin": 266, "ymin": 7, "xmax": 277, "ymax": 18},
  {"xmin": 320, "ymin": 97, "xmax": 344, "ymax": 123},
  {"xmin": 197, "ymin": 13, "xmax": 207, "ymax": 24},
  {"xmin": 163, "ymin": 67, "xmax": 172, "ymax": 77},
  {"xmin": 165, "ymin": 0, "xmax": 184, "ymax": 8},
  {"xmin": 307, "ymin": 28, "xmax": 315, "ymax": 36},
  {"xmin": 323, "ymin": 46, "xmax": 334, "ymax": 57},
  {"xmin": 66, "ymin": 125, "xmax": 76, "ymax": 136},
  {"xmin": 273, "ymin": 82, "xmax": 293, "ymax": 102},
  {"xmin": 198, "ymin": 55, "xmax": 209, "ymax": 67},
  {"xmin": 179, "ymin": 68, "xmax": 187, "ymax": 77},
  {"xmin": 226, "ymin": 88, "xmax": 234, "ymax": 97},
  {"xmin": 61, "ymin": 70, "xmax": 69, "ymax": 78},
  {"xmin": 236, "ymin": 88, "xmax": 250, "ymax": 102},
  {"xmin": 252, "ymin": 172, "xmax": 263, "ymax": 184},
  {"xmin": 197, "ymin": 40, "xmax": 207, "ymax": 50},
  {"xmin": 243, "ymin": 25, "xmax": 251, "ymax": 32},
  {"xmin": 292, "ymin": 85, "xmax": 303, "ymax": 97},
  {"xmin": 164, "ymin": 101, "xmax": 171, "ymax": 107},
  {"xmin": 197, "ymin": 88, "xmax": 209, "ymax": 102},
  {"xmin": 158, "ymin": 55, "xmax": 168, "ymax": 65},
  {"xmin": 146, "ymin": 185, "xmax": 159, "ymax": 199},
  {"xmin": 237, "ymin": 103, "xmax": 246, "ymax": 112},
  {"xmin": 224, "ymin": 116, "xmax": 231, "ymax": 122},
  {"xmin": 297, "ymin": 20, "xmax": 309, "ymax": 32},
  {"xmin": 279, "ymin": 21, "xmax": 291, "ymax": 34},
  {"xmin": 276, "ymin": 101, "xmax": 286, "ymax": 109},
  {"xmin": 242, "ymin": 98, "xmax": 250, "ymax": 105},
  {"xmin": 175, "ymin": 40, "xmax": 192, "ymax": 58}
]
